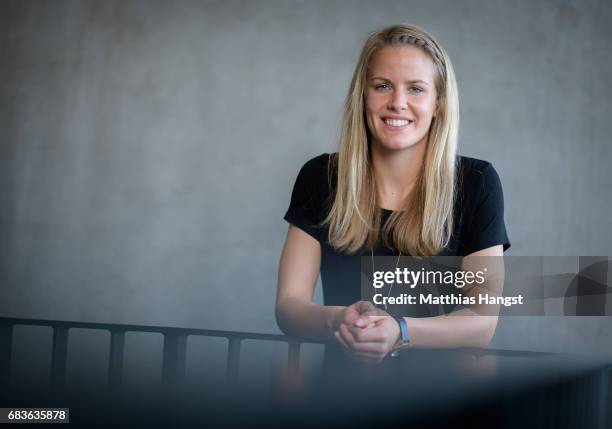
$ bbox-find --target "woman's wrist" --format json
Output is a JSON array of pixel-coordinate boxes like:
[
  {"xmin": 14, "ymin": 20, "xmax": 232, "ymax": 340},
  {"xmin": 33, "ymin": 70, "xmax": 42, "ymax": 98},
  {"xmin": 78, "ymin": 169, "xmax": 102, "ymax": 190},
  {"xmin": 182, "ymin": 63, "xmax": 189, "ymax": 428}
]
[{"xmin": 324, "ymin": 306, "xmax": 346, "ymax": 338}]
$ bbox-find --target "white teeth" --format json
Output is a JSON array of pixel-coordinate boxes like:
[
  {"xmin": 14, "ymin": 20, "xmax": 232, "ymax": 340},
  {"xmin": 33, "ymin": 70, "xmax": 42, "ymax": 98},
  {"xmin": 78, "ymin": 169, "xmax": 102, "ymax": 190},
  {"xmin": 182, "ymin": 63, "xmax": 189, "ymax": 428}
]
[{"xmin": 385, "ymin": 118, "xmax": 410, "ymax": 127}]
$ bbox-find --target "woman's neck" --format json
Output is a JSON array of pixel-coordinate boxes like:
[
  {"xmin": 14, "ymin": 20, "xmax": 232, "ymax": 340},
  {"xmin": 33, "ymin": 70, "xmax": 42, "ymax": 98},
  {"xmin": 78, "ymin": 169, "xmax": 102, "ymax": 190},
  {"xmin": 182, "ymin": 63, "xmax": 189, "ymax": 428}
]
[{"xmin": 371, "ymin": 140, "xmax": 427, "ymax": 211}]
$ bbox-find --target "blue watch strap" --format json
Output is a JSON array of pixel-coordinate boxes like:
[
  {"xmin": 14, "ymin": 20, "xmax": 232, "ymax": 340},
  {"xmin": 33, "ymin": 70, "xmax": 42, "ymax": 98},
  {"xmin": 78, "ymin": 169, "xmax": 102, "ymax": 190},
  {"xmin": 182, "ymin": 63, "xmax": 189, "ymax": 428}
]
[{"xmin": 394, "ymin": 316, "xmax": 410, "ymax": 344}]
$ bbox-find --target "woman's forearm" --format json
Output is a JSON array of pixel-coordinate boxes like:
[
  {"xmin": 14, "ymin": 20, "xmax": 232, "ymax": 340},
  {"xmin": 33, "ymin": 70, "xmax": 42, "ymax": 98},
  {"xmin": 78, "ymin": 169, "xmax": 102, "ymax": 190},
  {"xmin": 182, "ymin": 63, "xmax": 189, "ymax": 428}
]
[
  {"xmin": 406, "ymin": 310, "xmax": 498, "ymax": 349},
  {"xmin": 276, "ymin": 296, "xmax": 345, "ymax": 341},
  {"xmin": 403, "ymin": 253, "xmax": 503, "ymax": 349}
]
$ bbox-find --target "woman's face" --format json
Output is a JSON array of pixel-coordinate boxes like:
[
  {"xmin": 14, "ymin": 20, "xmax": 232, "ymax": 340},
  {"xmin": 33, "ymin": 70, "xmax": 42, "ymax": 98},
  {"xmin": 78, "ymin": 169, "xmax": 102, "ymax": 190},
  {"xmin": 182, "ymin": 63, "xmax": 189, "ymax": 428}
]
[{"xmin": 365, "ymin": 45, "xmax": 438, "ymax": 152}]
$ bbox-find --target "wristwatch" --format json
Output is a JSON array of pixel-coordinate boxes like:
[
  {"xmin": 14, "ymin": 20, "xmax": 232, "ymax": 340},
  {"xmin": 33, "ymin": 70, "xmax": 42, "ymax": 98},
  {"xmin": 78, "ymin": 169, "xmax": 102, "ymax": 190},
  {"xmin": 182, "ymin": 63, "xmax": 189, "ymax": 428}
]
[{"xmin": 390, "ymin": 316, "xmax": 410, "ymax": 357}]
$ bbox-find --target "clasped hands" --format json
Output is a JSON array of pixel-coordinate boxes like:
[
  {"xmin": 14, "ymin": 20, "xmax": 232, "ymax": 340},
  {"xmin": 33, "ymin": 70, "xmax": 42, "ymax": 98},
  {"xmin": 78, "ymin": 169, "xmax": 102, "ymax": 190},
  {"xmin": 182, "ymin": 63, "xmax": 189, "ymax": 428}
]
[{"xmin": 332, "ymin": 300, "xmax": 400, "ymax": 364}]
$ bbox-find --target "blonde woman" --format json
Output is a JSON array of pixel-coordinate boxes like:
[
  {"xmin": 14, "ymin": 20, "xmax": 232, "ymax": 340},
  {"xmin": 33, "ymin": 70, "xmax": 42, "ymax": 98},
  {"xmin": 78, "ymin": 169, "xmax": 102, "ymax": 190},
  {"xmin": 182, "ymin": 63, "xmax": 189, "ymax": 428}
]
[{"xmin": 276, "ymin": 24, "xmax": 510, "ymax": 364}]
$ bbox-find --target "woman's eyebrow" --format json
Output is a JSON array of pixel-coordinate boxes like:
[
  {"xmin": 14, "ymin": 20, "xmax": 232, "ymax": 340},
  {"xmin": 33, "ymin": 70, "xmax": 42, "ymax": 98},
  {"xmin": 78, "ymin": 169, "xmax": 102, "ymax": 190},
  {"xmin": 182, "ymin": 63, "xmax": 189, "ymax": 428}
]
[{"xmin": 369, "ymin": 76, "xmax": 429, "ymax": 85}]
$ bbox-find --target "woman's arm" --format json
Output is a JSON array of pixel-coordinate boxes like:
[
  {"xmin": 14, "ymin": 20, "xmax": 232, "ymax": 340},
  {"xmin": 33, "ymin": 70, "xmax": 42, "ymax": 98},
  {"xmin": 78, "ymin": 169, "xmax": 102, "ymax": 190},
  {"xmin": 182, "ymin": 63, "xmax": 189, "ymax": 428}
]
[
  {"xmin": 337, "ymin": 245, "xmax": 504, "ymax": 361},
  {"xmin": 403, "ymin": 244, "xmax": 504, "ymax": 348},
  {"xmin": 275, "ymin": 225, "xmax": 344, "ymax": 340}
]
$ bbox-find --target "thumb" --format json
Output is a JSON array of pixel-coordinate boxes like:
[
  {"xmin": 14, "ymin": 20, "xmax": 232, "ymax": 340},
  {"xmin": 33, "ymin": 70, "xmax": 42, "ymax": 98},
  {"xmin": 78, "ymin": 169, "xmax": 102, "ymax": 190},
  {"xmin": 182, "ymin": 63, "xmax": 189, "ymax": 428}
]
[
  {"xmin": 356, "ymin": 315, "xmax": 388, "ymax": 327},
  {"xmin": 355, "ymin": 300, "xmax": 376, "ymax": 315}
]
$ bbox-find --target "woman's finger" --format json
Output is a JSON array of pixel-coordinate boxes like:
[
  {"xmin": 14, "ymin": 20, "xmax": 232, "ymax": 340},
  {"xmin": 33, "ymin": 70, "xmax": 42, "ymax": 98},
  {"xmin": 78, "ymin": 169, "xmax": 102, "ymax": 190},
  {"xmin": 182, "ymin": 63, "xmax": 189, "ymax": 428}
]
[
  {"xmin": 335, "ymin": 330, "xmax": 386, "ymax": 362},
  {"xmin": 356, "ymin": 315, "xmax": 391, "ymax": 326},
  {"xmin": 339, "ymin": 324, "xmax": 387, "ymax": 353},
  {"xmin": 344, "ymin": 304, "xmax": 362, "ymax": 325},
  {"xmin": 336, "ymin": 333, "xmax": 384, "ymax": 360},
  {"xmin": 347, "ymin": 324, "xmax": 385, "ymax": 343},
  {"xmin": 334, "ymin": 330, "xmax": 351, "ymax": 351},
  {"xmin": 355, "ymin": 300, "xmax": 376, "ymax": 315}
]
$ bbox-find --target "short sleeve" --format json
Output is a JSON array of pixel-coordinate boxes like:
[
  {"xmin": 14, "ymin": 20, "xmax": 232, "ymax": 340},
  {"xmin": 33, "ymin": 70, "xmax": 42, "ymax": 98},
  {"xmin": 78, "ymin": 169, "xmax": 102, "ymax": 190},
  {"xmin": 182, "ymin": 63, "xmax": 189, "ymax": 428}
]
[
  {"xmin": 283, "ymin": 155, "xmax": 328, "ymax": 242},
  {"xmin": 461, "ymin": 164, "xmax": 511, "ymax": 255}
]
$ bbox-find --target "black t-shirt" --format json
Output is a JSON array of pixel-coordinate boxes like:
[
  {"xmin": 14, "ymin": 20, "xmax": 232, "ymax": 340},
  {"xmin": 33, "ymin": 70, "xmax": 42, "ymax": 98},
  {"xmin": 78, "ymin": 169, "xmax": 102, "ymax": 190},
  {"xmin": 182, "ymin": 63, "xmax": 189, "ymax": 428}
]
[{"xmin": 284, "ymin": 153, "xmax": 510, "ymax": 307}]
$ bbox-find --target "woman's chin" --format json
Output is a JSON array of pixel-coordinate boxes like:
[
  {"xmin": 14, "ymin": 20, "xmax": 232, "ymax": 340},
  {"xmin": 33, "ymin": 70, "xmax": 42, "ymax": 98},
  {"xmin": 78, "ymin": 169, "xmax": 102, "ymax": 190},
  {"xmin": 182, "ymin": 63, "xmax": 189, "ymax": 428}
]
[{"xmin": 373, "ymin": 139, "xmax": 424, "ymax": 152}]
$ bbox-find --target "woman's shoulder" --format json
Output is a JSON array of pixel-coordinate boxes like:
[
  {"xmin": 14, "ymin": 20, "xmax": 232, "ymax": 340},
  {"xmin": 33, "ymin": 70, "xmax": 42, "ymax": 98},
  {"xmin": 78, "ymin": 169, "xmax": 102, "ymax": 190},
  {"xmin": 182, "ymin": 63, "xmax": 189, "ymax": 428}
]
[
  {"xmin": 454, "ymin": 156, "xmax": 510, "ymax": 254},
  {"xmin": 295, "ymin": 152, "xmax": 336, "ymax": 187},
  {"xmin": 290, "ymin": 152, "xmax": 336, "ymax": 201},
  {"xmin": 285, "ymin": 153, "xmax": 336, "ymax": 239},
  {"xmin": 457, "ymin": 155, "xmax": 501, "ymax": 190},
  {"xmin": 455, "ymin": 155, "xmax": 506, "ymax": 227},
  {"xmin": 299, "ymin": 152, "xmax": 336, "ymax": 173},
  {"xmin": 457, "ymin": 155, "xmax": 494, "ymax": 176}
]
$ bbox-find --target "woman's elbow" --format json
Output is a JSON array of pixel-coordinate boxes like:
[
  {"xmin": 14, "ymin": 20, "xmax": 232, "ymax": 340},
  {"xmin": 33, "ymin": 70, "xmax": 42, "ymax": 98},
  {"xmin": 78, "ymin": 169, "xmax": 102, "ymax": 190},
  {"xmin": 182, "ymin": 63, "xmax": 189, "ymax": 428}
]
[
  {"xmin": 475, "ymin": 316, "xmax": 498, "ymax": 347},
  {"xmin": 275, "ymin": 300, "xmax": 293, "ymax": 336}
]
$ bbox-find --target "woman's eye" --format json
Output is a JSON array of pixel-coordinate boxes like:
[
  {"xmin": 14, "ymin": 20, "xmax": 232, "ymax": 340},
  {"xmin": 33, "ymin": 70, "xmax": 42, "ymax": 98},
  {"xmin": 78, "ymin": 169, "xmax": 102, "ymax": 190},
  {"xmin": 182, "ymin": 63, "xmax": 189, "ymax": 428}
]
[
  {"xmin": 375, "ymin": 84, "xmax": 390, "ymax": 91},
  {"xmin": 409, "ymin": 86, "xmax": 424, "ymax": 94}
]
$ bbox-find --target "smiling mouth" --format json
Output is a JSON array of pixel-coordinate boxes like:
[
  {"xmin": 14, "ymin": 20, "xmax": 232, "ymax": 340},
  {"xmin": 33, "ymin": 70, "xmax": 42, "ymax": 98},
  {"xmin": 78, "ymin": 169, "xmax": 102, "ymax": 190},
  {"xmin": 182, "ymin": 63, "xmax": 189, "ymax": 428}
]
[{"xmin": 383, "ymin": 118, "xmax": 413, "ymax": 127}]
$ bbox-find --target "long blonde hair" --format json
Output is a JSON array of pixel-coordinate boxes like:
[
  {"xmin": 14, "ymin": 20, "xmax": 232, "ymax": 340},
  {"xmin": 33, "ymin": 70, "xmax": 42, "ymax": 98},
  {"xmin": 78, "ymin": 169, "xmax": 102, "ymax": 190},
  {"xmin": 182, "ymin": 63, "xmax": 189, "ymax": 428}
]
[{"xmin": 324, "ymin": 24, "xmax": 459, "ymax": 255}]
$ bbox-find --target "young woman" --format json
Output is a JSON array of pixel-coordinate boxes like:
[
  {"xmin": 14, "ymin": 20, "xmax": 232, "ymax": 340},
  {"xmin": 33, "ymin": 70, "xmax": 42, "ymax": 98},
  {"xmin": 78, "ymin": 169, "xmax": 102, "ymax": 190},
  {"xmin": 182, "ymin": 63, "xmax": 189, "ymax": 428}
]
[{"xmin": 276, "ymin": 24, "xmax": 510, "ymax": 364}]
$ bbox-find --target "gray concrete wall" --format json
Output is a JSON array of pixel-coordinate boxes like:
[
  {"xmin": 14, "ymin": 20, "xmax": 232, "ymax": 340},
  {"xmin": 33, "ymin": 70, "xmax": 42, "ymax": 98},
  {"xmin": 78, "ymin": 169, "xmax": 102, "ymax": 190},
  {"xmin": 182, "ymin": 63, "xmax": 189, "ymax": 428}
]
[{"xmin": 1, "ymin": 0, "xmax": 611, "ymax": 361}]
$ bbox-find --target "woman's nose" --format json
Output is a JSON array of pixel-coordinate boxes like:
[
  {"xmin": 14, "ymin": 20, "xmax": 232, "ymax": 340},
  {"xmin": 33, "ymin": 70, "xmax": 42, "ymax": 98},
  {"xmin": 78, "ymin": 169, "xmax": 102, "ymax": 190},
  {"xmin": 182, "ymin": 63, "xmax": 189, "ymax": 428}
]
[{"xmin": 388, "ymin": 90, "xmax": 408, "ymax": 111}]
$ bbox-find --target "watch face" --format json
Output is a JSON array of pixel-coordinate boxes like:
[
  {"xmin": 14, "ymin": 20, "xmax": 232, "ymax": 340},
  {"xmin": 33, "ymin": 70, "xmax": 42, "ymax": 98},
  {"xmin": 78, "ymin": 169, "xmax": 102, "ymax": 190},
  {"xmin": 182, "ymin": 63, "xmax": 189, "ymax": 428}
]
[
  {"xmin": 392, "ymin": 338, "xmax": 409, "ymax": 350},
  {"xmin": 390, "ymin": 339, "xmax": 409, "ymax": 357}
]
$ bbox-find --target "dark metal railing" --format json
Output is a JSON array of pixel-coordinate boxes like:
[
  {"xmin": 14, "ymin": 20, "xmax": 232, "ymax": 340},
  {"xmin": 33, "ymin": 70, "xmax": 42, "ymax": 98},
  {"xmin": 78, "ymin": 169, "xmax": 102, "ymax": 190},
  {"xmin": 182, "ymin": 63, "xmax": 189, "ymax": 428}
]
[
  {"xmin": 0, "ymin": 316, "xmax": 320, "ymax": 390},
  {"xmin": 0, "ymin": 316, "xmax": 604, "ymax": 392},
  {"xmin": 1, "ymin": 316, "xmax": 610, "ymax": 428}
]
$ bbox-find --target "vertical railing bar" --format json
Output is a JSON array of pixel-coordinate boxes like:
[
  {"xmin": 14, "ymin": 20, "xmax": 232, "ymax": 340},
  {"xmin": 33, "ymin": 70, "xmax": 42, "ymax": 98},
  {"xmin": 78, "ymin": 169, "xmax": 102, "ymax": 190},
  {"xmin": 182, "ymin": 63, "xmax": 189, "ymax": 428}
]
[
  {"xmin": 226, "ymin": 337, "xmax": 242, "ymax": 384},
  {"xmin": 288, "ymin": 341, "xmax": 301, "ymax": 375},
  {"xmin": 51, "ymin": 327, "xmax": 69, "ymax": 389},
  {"xmin": 162, "ymin": 332, "xmax": 187, "ymax": 387},
  {"xmin": 0, "ymin": 324, "xmax": 13, "ymax": 388},
  {"xmin": 108, "ymin": 330, "xmax": 126, "ymax": 390},
  {"xmin": 176, "ymin": 334, "xmax": 187, "ymax": 385}
]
